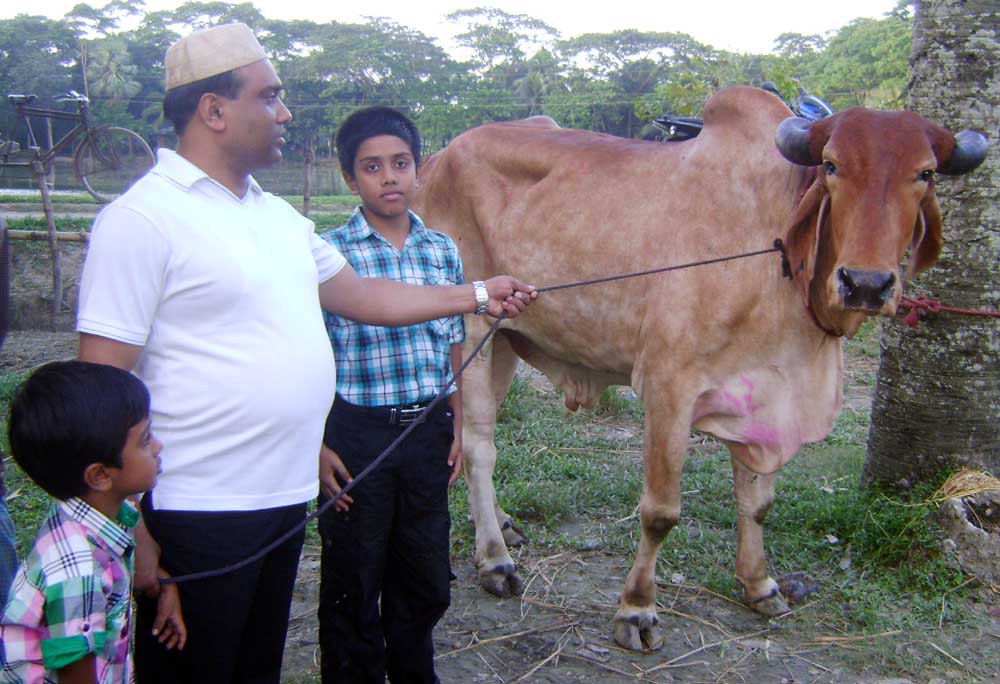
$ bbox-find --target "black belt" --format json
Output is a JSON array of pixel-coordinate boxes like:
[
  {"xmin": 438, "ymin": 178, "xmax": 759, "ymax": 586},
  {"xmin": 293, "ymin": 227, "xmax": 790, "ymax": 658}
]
[{"xmin": 333, "ymin": 396, "xmax": 436, "ymax": 425}]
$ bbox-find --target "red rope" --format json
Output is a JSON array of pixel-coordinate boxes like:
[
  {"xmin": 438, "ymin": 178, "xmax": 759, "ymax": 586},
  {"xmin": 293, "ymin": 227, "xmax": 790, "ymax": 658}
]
[{"xmin": 898, "ymin": 295, "xmax": 1000, "ymax": 328}]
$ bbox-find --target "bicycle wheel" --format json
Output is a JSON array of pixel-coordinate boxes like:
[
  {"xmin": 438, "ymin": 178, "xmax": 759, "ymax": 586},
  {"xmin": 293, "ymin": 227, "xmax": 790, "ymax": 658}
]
[{"xmin": 74, "ymin": 126, "xmax": 154, "ymax": 202}]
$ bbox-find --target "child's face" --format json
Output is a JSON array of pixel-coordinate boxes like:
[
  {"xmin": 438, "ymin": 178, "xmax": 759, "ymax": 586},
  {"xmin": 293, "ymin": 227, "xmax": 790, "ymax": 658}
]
[
  {"xmin": 348, "ymin": 134, "xmax": 417, "ymax": 222},
  {"xmin": 110, "ymin": 417, "xmax": 162, "ymax": 496}
]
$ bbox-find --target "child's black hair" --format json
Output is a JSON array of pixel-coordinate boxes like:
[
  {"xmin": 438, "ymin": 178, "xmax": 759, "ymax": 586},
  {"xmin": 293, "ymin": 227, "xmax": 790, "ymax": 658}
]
[
  {"xmin": 336, "ymin": 106, "xmax": 421, "ymax": 177},
  {"xmin": 7, "ymin": 361, "xmax": 151, "ymax": 500}
]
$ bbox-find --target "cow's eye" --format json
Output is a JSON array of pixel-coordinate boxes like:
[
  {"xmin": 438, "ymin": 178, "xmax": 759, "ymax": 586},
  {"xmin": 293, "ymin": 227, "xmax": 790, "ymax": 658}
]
[
  {"xmin": 920, "ymin": 169, "xmax": 935, "ymax": 182},
  {"xmin": 823, "ymin": 161, "xmax": 837, "ymax": 175}
]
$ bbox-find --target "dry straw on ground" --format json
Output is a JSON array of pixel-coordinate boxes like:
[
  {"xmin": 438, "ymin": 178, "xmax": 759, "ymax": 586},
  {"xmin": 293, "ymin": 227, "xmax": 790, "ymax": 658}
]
[{"xmin": 929, "ymin": 469, "xmax": 1000, "ymax": 503}]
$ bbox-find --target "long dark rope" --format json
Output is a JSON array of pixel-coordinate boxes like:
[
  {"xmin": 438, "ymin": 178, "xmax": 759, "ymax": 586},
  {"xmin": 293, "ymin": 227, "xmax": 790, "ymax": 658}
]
[{"xmin": 160, "ymin": 242, "xmax": 785, "ymax": 585}]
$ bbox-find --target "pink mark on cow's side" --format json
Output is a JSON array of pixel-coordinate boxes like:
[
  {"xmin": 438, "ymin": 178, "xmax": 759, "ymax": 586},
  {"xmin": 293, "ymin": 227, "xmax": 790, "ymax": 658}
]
[
  {"xmin": 742, "ymin": 422, "xmax": 782, "ymax": 448},
  {"xmin": 718, "ymin": 376, "xmax": 763, "ymax": 417}
]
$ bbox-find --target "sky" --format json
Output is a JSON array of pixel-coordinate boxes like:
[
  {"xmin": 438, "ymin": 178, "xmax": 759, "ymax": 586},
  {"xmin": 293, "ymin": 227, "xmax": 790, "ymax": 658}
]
[{"xmin": 3, "ymin": 0, "xmax": 900, "ymax": 55}]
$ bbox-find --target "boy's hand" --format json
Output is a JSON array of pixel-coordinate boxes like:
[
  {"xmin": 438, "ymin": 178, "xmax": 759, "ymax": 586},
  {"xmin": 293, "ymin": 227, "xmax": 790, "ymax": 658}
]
[
  {"xmin": 319, "ymin": 444, "xmax": 354, "ymax": 511},
  {"xmin": 151, "ymin": 570, "xmax": 187, "ymax": 651},
  {"xmin": 484, "ymin": 276, "xmax": 537, "ymax": 318}
]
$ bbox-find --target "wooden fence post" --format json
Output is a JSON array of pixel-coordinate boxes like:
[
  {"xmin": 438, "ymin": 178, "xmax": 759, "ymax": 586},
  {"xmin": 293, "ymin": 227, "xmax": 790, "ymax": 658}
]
[{"xmin": 31, "ymin": 159, "xmax": 62, "ymax": 319}]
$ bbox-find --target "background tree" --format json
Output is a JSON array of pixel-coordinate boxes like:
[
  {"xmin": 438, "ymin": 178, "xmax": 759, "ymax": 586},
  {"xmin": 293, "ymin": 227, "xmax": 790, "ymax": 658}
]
[
  {"xmin": 557, "ymin": 30, "xmax": 714, "ymax": 136},
  {"xmin": 809, "ymin": 10, "xmax": 912, "ymax": 109},
  {"xmin": 0, "ymin": 16, "xmax": 78, "ymax": 137},
  {"xmin": 863, "ymin": 0, "xmax": 999, "ymax": 487},
  {"xmin": 0, "ymin": 0, "xmax": 916, "ymax": 166}
]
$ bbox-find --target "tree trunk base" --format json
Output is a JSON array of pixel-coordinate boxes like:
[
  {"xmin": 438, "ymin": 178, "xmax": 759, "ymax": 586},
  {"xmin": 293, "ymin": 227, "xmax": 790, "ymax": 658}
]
[{"xmin": 937, "ymin": 491, "xmax": 1000, "ymax": 587}]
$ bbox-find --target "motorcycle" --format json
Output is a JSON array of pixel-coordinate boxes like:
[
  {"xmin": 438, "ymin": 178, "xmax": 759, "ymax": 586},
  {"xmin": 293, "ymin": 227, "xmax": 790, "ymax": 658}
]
[{"xmin": 652, "ymin": 82, "xmax": 834, "ymax": 142}]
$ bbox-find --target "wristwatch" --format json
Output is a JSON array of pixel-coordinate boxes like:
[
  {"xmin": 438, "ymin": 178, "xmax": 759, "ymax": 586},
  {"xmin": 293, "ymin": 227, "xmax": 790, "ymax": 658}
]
[{"xmin": 473, "ymin": 280, "xmax": 489, "ymax": 315}]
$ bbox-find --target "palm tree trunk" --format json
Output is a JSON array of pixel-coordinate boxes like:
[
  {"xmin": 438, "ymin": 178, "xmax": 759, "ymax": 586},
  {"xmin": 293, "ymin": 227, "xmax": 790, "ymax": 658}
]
[{"xmin": 863, "ymin": 0, "xmax": 1000, "ymax": 488}]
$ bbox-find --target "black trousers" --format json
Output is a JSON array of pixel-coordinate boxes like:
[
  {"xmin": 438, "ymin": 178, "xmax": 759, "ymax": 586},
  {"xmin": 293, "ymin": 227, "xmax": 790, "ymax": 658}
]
[
  {"xmin": 134, "ymin": 496, "xmax": 307, "ymax": 684},
  {"xmin": 318, "ymin": 397, "xmax": 454, "ymax": 684}
]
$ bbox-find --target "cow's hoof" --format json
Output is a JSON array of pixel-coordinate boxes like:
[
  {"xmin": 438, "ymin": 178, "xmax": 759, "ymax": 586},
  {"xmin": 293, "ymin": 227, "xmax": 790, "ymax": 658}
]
[
  {"xmin": 747, "ymin": 587, "xmax": 792, "ymax": 617},
  {"xmin": 612, "ymin": 612, "xmax": 663, "ymax": 652},
  {"xmin": 501, "ymin": 519, "xmax": 529, "ymax": 547},
  {"xmin": 479, "ymin": 564, "xmax": 525, "ymax": 598}
]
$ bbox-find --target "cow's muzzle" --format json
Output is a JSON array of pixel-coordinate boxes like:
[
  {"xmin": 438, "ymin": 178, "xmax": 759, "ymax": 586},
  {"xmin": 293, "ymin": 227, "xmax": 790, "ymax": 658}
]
[{"xmin": 836, "ymin": 268, "xmax": 897, "ymax": 311}]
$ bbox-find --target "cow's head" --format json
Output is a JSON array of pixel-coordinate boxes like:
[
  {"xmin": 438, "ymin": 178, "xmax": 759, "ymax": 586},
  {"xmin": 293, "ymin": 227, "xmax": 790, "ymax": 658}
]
[{"xmin": 776, "ymin": 108, "xmax": 988, "ymax": 337}]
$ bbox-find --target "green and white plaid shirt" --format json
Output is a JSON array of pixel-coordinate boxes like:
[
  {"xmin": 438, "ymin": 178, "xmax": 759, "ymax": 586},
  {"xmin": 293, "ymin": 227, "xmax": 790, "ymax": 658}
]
[{"xmin": 1, "ymin": 498, "xmax": 137, "ymax": 684}]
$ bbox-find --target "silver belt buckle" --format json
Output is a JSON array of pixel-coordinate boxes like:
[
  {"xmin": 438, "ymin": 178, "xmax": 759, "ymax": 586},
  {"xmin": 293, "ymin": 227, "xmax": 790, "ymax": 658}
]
[{"xmin": 398, "ymin": 404, "xmax": 424, "ymax": 424}]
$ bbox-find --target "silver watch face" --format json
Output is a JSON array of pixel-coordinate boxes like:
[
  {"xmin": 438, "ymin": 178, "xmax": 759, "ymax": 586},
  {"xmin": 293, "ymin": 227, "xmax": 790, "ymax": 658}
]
[{"xmin": 474, "ymin": 281, "xmax": 489, "ymax": 313}]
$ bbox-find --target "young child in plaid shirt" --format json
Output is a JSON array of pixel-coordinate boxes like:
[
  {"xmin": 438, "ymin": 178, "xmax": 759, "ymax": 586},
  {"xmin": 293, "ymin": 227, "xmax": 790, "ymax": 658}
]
[
  {"xmin": 1, "ymin": 361, "xmax": 185, "ymax": 684},
  {"xmin": 317, "ymin": 107, "xmax": 467, "ymax": 684}
]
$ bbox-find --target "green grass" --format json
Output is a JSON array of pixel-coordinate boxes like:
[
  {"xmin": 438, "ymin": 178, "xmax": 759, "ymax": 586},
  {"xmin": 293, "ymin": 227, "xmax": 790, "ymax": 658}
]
[
  {"xmin": 845, "ymin": 317, "xmax": 882, "ymax": 359},
  {"xmin": 3, "ymin": 211, "xmax": 352, "ymax": 235},
  {"xmin": 280, "ymin": 194, "xmax": 356, "ymax": 205},
  {"xmin": 0, "ymin": 192, "xmax": 357, "ymax": 206},
  {"xmin": 0, "ymin": 193, "xmax": 101, "ymax": 204},
  {"xmin": 311, "ymin": 214, "xmax": 354, "ymax": 232},
  {"xmin": 5, "ymin": 216, "xmax": 94, "ymax": 232},
  {"xmin": 0, "ymin": 371, "xmax": 53, "ymax": 556}
]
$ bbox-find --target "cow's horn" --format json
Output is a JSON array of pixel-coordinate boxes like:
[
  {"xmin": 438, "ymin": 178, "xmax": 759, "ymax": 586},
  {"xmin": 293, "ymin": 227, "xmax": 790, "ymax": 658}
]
[
  {"xmin": 775, "ymin": 117, "xmax": 817, "ymax": 166},
  {"xmin": 938, "ymin": 129, "xmax": 989, "ymax": 175}
]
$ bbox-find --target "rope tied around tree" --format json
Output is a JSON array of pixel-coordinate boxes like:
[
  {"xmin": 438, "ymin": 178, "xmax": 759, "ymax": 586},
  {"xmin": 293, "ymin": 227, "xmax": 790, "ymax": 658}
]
[{"xmin": 898, "ymin": 295, "xmax": 1000, "ymax": 328}]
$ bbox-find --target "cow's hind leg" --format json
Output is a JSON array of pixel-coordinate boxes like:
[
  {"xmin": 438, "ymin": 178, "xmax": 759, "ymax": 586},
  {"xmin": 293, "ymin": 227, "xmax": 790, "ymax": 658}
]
[
  {"xmin": 730, "ymin": 449, "xmax": 789, "ymax": 617},
  {"xmin": 612, "ymin": 403, "xmax": 687, "ymax": 651},
  {"xmin": 464, "ymin": 330, "xmax": 524, "ymax": 598}
]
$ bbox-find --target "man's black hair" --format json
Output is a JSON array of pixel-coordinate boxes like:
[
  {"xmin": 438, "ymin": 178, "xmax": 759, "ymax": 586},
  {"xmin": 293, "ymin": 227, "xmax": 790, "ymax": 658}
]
[
  {"xmin": 8, "ymin": 361, "xmax": 151, "ymax": 500},
  {"xmin": 163, "ymin": 69, "xmax": 244, "ymax": 136},
  {"xmin": 335, "ymin": 106, "xmax": 421, "ymax": 177}
]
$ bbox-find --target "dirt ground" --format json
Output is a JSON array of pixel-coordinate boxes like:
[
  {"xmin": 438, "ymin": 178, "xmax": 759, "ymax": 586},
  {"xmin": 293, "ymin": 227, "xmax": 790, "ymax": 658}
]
[{"xmin": 1, "ymin": 328, "xmax": 997, "ymax": 684}]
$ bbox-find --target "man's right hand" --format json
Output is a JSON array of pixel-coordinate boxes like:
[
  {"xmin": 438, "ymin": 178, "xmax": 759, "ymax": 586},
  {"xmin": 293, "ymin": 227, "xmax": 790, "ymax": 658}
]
[{"xmin": 134, "ymin": 515, "xmax": 163, "ymax": 598}]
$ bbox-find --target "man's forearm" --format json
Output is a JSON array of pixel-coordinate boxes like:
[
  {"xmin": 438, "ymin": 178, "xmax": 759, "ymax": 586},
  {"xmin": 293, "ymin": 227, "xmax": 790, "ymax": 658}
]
[
  {"xmin": 319, "ymin": 268, "xmax": 475, "ymax": 326},
  {"xmin": 318, "ymin": 266, "xmax": 535, "ymax": 325}
]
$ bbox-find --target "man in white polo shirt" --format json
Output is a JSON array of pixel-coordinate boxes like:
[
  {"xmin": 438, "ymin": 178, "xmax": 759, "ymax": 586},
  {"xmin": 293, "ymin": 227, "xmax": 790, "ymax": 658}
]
[{"xmin": 76, "ymin": 23, "xmax": 535, "ymax": 684}]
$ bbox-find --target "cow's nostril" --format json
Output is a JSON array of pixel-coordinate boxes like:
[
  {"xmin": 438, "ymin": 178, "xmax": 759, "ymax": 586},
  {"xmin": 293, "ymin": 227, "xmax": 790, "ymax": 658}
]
[
  {"xmin": 837, "ymin": 267, "xmax": 855, "ymax": 294},
  {"xmin": 839, "ymin": 268, "xmax": 897, "ymax": 308},
  {"xmin": 879, "ymin": 272, "xmax": 897, "ymax": 299}
]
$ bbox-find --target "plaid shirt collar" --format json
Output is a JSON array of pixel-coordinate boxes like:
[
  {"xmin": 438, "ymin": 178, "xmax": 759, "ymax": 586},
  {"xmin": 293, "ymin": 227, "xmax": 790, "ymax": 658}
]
[
  {"xmin": 341, "ymin": 207, "xmax": 431, "ymax": 249},
  {"xmin": 57, "ymin": 498, "xmax": 138, "ymax": 559}
]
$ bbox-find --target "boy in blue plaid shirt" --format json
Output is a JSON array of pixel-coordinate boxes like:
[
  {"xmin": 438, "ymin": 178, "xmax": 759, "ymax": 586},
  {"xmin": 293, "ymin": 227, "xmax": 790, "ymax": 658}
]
[
  {"xmin": 1, "ymin": 361, "xmax": 185, "ymax": 684},
  {"xmin": 318, "ymin": 107, "xmax": 465, "ymax": 684}
]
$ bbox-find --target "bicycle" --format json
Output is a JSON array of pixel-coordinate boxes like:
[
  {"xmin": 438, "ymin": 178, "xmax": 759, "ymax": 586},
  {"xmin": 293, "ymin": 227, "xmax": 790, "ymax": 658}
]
[{"xmin": 0, "ymin": 90, "xmax": 154, "ymax": 202}]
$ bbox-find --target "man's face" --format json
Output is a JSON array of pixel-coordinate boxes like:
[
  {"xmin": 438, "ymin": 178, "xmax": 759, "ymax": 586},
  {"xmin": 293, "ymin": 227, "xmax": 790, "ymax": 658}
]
[
  {"xmin": 347, "ymin": 134, "xmax": 417, "ymax": 222},
  {"xmin": 221, "ymin": 59, "xmax": 292, "ymax": 172}
]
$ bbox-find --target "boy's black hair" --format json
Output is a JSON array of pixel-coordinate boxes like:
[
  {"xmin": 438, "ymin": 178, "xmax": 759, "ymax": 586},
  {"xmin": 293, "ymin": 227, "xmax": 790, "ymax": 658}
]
[
  {"xmin": 7, "ymin": 361, "xmax": 151, "ymax": 500},
  {"xmin": 163, "ymin": 69, "xmax": 244, "ymax": 136},
  {"xmin": 335, "ymin": 106, "xmax": 421, "ymax": 177}
]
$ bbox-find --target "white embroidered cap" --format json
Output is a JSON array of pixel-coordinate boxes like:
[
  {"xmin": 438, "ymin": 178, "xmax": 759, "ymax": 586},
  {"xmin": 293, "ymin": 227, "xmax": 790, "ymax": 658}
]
[{"xmin": 165, "ymin": 23, "xmax": 267, "ymax": 90}]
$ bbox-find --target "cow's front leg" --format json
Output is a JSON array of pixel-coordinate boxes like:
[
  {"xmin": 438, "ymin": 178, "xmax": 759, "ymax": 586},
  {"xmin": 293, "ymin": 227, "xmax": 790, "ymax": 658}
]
[
  {"xmin": 730, "ymin": 451, "xmax": 789, "ymax": 617},
  {"xmin": 612, "ymin": 408, "xmax": 686, "ymax": 651},
  {"xmin": 464, "ymin": 331, "xmax": 524, "ymax": 598}
]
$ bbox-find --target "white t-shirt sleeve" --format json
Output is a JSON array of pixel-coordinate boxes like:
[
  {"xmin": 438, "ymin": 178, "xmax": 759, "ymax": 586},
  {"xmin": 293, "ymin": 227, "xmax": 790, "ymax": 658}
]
[
  {"xmin": 310, "ymin": 230, "xmax": 347, "ymax": 283},
  {"xmin": 76, "ymin": 205, "xmax": 170, "ymax": 346}
]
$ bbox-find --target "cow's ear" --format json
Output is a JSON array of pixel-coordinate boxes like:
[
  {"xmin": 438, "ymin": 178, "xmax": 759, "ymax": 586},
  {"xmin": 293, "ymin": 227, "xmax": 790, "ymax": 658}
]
[
  {"xmin": 783, "ymin": 179, "xmax": 829, "ymax": 299},
  {"xmin": 908, "ymin": 190, "xmax": 943, "ymax": 277}
]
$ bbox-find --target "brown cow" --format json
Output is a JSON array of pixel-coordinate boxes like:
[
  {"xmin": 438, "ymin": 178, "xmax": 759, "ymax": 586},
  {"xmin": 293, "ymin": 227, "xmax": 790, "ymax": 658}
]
[{"xmin": 412, "ymin": 86, "xmax": 988, "ymax": 651}]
